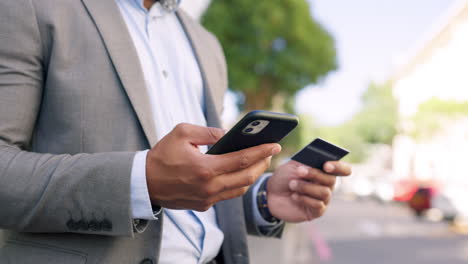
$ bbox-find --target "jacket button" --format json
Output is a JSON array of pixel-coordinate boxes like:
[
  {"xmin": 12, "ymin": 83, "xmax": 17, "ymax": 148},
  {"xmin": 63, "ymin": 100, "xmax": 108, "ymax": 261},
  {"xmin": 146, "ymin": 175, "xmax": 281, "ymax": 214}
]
[
  {"xmin": 77, "ymin": 220, "xmax": 89, "ymax": 230},
  {"xmin": 101, "ymin": 219, "xmax": 113, "ymax": 232},
  {"xmin": 88, "ymin": 219, "xmax": 102, "ymax": 231},
  {"xmin": 140, "ymin": 258, "xmax": 153, "ymax": 264},
  {"xmin": 66, "ymin": 219, "xmax": 79, "ymax": 231}
]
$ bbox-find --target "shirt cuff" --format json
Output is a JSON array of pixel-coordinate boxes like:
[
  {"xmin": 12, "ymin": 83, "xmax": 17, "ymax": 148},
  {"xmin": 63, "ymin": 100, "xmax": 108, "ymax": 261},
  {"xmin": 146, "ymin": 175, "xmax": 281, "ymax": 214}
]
[
  {"xmin": 130, "ymin": 150, "xmax": 162, "ymax": 220},
  {"xmin": 252, "ymin": 174, "xmax": 278, "ymax": 227}
]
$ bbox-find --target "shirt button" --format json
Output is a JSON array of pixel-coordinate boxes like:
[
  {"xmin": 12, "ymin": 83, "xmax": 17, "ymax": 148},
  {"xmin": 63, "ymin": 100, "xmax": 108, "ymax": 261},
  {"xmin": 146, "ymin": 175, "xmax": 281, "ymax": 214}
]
[{"xmin": 162, "ymin": 70, "xmax": 168, "ymax": 78}]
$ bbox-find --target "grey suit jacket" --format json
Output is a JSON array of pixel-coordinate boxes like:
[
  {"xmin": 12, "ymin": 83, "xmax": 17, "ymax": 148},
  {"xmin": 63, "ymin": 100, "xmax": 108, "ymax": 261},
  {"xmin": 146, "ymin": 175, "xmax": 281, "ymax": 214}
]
[{"xmin": 0, "ymin": 0, "xmax": 283, "ymax": 263}]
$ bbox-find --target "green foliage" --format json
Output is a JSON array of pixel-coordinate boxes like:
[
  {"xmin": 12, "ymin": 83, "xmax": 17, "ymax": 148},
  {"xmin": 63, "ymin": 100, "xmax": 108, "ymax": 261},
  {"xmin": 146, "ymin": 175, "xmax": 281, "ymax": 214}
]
[
  {"xmin": 290, "ymin": 82, "xmax": 399, "ymax": 163},
  {"xmin": 352, "ymin": 82, "xmax": 399, "ymax": 145},
  {"xmin": 280, "ymin": 114, "xmax": 320, "ymax": 157},
  {"xmin": 410, "ymin": 98, "xmax": 468, "ymax": 139},
  {"xmin": 418, "ymin": 98, "xmax": 468, "ymax": 115},
  {"xmin": 282, "ymin": 114, "xmax": 368, "ymax": 163},
  {"xmin": 202, "ymin": 0, "xmax": 337, "ymax": 110}
]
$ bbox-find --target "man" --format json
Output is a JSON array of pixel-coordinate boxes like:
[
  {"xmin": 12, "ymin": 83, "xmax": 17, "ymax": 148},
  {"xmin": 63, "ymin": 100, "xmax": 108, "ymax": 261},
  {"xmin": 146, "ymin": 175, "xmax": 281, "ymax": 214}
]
[{"xmin": 0, "ymin": 0, "xmax": 351, "ymax": 263}]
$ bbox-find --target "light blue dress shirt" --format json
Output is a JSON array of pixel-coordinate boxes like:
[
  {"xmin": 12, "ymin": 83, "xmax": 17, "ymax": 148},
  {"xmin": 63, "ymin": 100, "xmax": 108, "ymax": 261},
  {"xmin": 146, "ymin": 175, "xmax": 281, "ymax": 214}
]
[{"xmin": 116, "ymin": 1, "xmax": 275, "ymax": 263}]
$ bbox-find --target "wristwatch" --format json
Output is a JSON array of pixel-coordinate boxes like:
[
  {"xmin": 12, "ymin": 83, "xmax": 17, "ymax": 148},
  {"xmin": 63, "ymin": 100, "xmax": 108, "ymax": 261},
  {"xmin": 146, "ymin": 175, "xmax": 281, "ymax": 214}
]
[{"xmin": 256, "ymin": 177, "xmax": 280, "ymax": 223}]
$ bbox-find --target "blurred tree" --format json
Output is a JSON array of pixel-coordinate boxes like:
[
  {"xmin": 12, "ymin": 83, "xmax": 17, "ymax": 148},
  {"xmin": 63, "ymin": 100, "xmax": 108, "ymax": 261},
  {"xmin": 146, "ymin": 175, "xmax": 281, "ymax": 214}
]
[
  {"xmin": 340, "ymin": 81, "xmax": 398, "ymax": 162},
  {"xmin": 410, "ymin": 98, "xmax": 468, "ymax": 140},
  {"xmin": 293, "ymin": 82, "xmax": 398, "ymax": 163},
  {"xmin": 202, "ymin": 0, "xmax": 337, "ymax": 112},
  {"xmin": 353, "ymin": 82, "xmax": 399, "ymax": 145}
]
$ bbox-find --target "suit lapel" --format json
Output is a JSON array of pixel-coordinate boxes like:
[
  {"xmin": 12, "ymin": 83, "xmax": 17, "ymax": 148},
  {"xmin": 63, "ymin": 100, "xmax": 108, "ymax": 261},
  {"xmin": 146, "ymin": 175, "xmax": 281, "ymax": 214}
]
[
  {"xmin": 81, "ymin": 0, "xmax": 158, "ymax": 147},
  {"xmin": 176, "ymin": 11, "xmax": 223, "ymax": 128}
]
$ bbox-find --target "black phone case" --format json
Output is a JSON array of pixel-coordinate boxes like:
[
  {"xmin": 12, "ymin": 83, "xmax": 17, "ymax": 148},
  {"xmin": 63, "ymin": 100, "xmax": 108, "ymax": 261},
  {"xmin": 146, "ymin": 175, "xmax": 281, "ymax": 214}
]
[{"xmin": 207, "ymin": 110, "xmax": 298, "ymax": 155}]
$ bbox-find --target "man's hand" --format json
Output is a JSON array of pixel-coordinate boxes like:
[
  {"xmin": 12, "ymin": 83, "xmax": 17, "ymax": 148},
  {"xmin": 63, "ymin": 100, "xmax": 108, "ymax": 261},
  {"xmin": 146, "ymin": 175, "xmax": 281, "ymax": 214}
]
[
  {"xmin": 267, "ymin": 160, "xmax": 351, "ymax": 222},
  {"xmin": 146, "ymin": 123, "xmax": 281, "ymax": 211}
]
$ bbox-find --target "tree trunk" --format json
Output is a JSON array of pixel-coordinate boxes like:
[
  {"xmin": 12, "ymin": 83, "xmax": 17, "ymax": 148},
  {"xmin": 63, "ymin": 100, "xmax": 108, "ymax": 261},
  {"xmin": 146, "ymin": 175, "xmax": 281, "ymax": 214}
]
[{"xmin": 244, "ymin": 77, "xmax": 275, "ymax": 111}]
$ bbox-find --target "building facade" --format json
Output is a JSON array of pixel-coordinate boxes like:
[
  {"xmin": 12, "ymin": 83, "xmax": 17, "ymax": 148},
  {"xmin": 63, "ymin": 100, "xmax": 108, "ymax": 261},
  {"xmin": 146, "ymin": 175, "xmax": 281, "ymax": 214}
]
[{"xmin": 391, "ymin": 0, "xmax": 468, "ymax": 208}]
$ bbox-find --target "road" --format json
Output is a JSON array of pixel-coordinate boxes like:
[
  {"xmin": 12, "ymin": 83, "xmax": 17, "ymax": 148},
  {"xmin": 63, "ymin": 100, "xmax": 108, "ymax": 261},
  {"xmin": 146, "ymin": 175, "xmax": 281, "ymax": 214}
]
[{"xmin": 248, "ymin": 196, "xmax": 468, "ymax": 264}]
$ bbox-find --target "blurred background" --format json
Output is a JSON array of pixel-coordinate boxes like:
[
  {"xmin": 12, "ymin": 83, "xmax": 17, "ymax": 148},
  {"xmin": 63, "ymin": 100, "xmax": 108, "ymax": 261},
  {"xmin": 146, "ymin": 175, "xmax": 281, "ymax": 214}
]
[{"xmin": 183, "ymin": 0, "xmax": 468, "ymax": 263}]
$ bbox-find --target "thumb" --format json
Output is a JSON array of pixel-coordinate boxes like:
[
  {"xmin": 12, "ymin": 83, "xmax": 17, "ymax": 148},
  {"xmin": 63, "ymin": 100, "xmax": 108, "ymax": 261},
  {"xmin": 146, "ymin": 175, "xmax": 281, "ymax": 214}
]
[{"xmin": 173, "ymin": 123, "xmax": 225, "ymax": 146}]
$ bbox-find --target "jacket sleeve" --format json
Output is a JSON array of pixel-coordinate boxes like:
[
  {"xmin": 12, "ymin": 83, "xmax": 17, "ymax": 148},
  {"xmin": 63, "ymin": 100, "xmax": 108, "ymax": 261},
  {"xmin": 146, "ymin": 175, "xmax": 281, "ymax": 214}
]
[
  {"xmin": 243, "ymin": 179, "xmax": 285, "ymax": 238},
  {"xmin": 0, "ymin": 0, "xmax": 139, "ymax": 237}
]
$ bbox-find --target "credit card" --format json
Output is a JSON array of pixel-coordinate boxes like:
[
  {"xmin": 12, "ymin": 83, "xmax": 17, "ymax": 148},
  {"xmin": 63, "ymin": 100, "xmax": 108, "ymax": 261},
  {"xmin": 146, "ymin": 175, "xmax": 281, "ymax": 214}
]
[{"xmin": 291, "ymin": 138, "xmax": 349, "ymax": 169}]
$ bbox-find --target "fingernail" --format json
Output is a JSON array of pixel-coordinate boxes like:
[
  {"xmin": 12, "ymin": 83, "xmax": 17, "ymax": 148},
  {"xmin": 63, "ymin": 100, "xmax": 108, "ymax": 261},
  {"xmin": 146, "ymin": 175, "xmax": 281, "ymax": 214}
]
[
  {"xmin": 324, "ymin": 163, "xmax": 335, "ymax": 173},
  {"xmin": 289, "ymin": 180, "xmax": 298, "ymax": 191},
  {"xmin": 271, "ymin": 145, "xmax": 282, "ymax": 155},
  {"xmin": 297, "ymin": 166, "xmax": 308, "ymax": 176}
]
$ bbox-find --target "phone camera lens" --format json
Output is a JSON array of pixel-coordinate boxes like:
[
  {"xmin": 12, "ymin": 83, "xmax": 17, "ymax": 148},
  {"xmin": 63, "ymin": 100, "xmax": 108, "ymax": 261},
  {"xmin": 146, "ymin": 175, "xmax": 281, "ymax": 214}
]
[
  {"xmin": 251, "ymin": 121, "xmax": 260, "ymax": 126},
  {"xmin": 245, "ymin": 128, "xmax": 254, "ymax": 133}
]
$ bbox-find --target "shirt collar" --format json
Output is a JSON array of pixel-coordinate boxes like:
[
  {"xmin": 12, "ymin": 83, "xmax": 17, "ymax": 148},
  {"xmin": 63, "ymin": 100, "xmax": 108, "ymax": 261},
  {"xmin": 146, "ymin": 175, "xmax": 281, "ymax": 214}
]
[{"xmin": 131, "ymin": 0, "xmax": 181, "ymax": 16}]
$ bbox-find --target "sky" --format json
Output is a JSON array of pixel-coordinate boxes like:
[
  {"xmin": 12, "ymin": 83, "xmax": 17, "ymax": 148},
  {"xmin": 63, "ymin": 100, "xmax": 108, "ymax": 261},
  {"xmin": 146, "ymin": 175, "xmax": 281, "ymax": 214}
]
[{"xmin": 295, "ymin": 0, "xmax": 459, "ymax": 125}]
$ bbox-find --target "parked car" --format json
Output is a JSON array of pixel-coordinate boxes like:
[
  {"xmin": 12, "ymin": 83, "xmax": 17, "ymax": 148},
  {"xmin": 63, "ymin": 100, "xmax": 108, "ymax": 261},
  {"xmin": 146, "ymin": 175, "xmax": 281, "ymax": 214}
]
[
  {"xmin": 408, "ymin": 187, "xmax": 435, "ymax": 217},
  {"xmin": 430, "ymin": 192, "xmax": 457, "ymax": 222},
  {"xmin": 393, "ymin": 179, "xmax": 419, "ymax": 202},
  {"xmin": 432, "ymin": 186, "xmax": 468, "ymax": 225}
]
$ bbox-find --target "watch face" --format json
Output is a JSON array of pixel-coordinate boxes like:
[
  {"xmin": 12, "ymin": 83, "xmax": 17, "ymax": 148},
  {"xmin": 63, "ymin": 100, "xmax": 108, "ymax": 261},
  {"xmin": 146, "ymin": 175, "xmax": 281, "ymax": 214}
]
[{"xmin": 160, "ymin": 0, "xmax": 180, "ymax": 12}]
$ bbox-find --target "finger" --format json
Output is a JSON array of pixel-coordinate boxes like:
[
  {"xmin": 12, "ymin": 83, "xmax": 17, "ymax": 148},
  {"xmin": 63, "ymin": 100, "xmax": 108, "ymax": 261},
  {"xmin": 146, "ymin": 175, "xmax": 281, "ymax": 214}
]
[
  {"xmin": 323, "ymin": 161, "xmax": 352, "ymax": 176},
  {"xmin": 212, "ymin": 186, "xmax": 249, "ymax": 205},
  {"xmin": 191, "ymin": 186, "xmax": 250, "ymax": 211},
  {"xmin": 206, "ymin": 143, "xmax": 280, "ymax": 175},
  {"xmin": 210, "ymin": 157, "xmax": 271, "ymax": 194},
  {"xmin": 291, "ymin": 193, "xmax": 326, "ymax": 220},
  {"xmin": 296, "ymin": 167, "xmax": 337, "ymax": 187},
  {"xmin": 164, "ymin": 183, "xmax": 247, "ymax": 211},
  {"xmin": 172, "ymin": 123, "xmax": 225, "ymax": 146},
  {"xmin": 289, "ymin": 180, "xmax": 332, "ymax": 204}
]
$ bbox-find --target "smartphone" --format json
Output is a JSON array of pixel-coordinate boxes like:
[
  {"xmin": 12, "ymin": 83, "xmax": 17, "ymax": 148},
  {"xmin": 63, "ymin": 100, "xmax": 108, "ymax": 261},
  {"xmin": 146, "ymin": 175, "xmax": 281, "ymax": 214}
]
[{"xmin": 207, "ymin": 110, "xmax": 299, "ymax": 155}]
